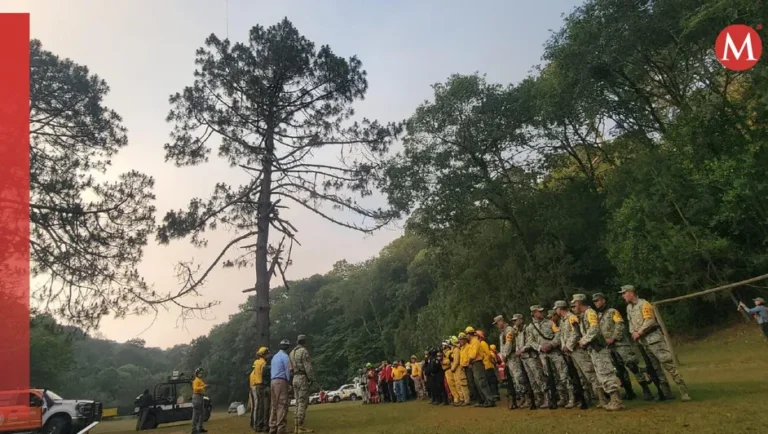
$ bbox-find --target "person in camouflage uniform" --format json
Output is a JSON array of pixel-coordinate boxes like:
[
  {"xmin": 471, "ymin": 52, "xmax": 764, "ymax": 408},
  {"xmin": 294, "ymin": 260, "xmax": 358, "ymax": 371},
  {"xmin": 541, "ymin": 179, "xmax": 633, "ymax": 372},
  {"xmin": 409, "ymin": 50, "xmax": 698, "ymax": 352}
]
[
  {"xmin": 553, "ymin": 301, "xmax": 595, "ymax": 408},
  {"xmin": 493, "ymin": 315, "xmax": 520, "ymax": 409},
  {"xmin": 572, "ymin": 294, "xmax": 624, "ymax": 411},
  {"xmin": 620, "ymin": 285, "xmax": 692, "ymax": 401},
  {"xmin": 515, "ymin": 314, "xmax": 548, "ymax": 409},
  {"xmin": 528, "ymin": 305, "xmax": 574, "ymax": 409},
  {"xmin": 592, "ymin": 292, "xmax": 656, "ymax": 401},
  {"xmin": 289, "ymin": 334, "xmax": 314, "ymax": 433}
]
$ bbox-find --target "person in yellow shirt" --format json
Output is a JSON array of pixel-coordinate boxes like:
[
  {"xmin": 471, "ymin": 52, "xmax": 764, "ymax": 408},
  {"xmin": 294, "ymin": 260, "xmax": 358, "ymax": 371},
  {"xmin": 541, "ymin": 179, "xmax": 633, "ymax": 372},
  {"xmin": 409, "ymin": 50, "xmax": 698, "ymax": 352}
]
[
  {"xmin": 450, "ymin": 335, "xmax": 470, "ymax": 406},
  {"xmin": 459, "ymin": 332, "xmax": 479, "ymax": 404},
  {"xmin": 191, "ymin": 367, "xmax": 208, "ymax": 433},
  {"xmin": 250, "ymin": 347, "xmax": 270, "ymax": 432},
  {"xmin": 477, "ymin": 330, "xmax": 500, "ymax": 401},
  {"xmin": 466, "ymin": 327, "xmax": 496, "ymax": 407},
  {"xmin": 391, "ymin": 361, "xmax": 408, "ymax": 402},
  {"xmin": 409, "ymin": 355, "xmax": 425, "ymax": 399},
  {"xmin": 440, "ymin": 342, "xmax": 458, "ymax": 404}
]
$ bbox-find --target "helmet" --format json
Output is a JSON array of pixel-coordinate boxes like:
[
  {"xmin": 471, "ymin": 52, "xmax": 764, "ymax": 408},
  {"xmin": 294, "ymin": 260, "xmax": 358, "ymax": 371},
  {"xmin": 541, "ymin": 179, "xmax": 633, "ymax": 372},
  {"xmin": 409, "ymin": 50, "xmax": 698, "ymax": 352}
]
[
  {"xmin": 257, "ymin": 346, "xmax": 268, "ymax": 356},
  {"xmin": 458, "ymin": 332, "xmax": 466, "ymax": 339},
  {"xmin": 465, "ymin": 326, "xmax": 475, "ymax": 334},
  {"xmin": 366, "ymin": 362, "xmax": 372, "ymax": 368},
  {"xmin": 195, "ymin": 367, "xmax": 204, "ymax": 376},
  {"xmin": 490, "ymin": 344, "xmax": 497, "ymax": 351},
  {"xmin": 450, "ymin": 335, "xmax": 458, "ymax": 345},
  {"xmin": 279, "ymin": 339, "xmax": 290, "ymax": 347}
]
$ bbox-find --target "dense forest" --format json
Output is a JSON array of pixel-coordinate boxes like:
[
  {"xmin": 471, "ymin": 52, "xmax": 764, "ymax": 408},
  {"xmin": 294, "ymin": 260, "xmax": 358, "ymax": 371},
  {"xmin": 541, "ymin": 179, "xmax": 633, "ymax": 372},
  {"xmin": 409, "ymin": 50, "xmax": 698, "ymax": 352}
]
[{"xmin": 28, "ymin": 0, "xmax": 768, "ymax": 411}]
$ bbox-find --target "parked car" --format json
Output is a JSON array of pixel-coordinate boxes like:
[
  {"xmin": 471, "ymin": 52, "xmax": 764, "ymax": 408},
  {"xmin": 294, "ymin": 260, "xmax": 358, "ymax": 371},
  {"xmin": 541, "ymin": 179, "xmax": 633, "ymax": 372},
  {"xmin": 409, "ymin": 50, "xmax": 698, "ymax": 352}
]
[
  {"xmin": 227, "ymin": 402, "xmax": 242, "ymax": 414},
  {"xmin": 309, "ymin": 393, "xmax": 321, "ymax": 405},
  {"xmin": 326, "ymin": 384, "xmax": 362, "ymax": 403},
  {"xmin": 0, "ymin": 388, "xmax": 103, "ymax": 434},
  {"xmin": 290, "ymin": 399, "xmax": 296, "ymax": 407}
]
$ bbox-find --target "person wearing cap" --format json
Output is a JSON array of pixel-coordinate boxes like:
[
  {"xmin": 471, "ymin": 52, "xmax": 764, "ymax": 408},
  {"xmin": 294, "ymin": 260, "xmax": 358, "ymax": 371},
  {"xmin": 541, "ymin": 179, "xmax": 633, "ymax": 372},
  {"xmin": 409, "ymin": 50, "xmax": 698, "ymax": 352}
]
[
  {"xmin": 450, "ymin": 335, "xmax": 470, "ymax": 406},
  {"xmin": 505, "ymin": 314, "xmax": 532, "ymax": 408},
  {"xmin": 269, "ymin": 339, "xmax": 292, "ymax": 434},
  {"xmin": 439, "ymin": 343, "xmax": 458, "ymax": 405},
  {"xmin": 529, "ymin": 304, "xmax": 574, "ymax": 409},
  {"xmin": 738, "ymin": 297, "xmax": 768, "ymax": 339},
  {"xmin": 359, "ymin": 367, "xmax": 370, "ymax": 405},
  {"xmin": 494, "ymin": 315, "xmax": 521, "ymax": 409},
  {"xmin": 466, "ymin": 326, "xmax": 496, "ymax": 407},
  {"xmin": 391, "ymin": 361, "xmax": 408, "ymax": 403},
  {"xmin": 477, "ymin": 330, "xmax": 500, "ymax": 401},
  {"xmin": 409, "ymin": 355, "xmax": 425, "ymax": 399},
  {"xmin": 572, "ymin": 294, "xmax": 624, "ymax": 411},
  {"xmin": 191, "ymin": 367, "xmax": 208, "ymax": 434},
  {"xmin": 621, "ymin": 285, "xmax": 692, "ymax": 401},
  {"xmin": 553, "ymin": 300, "xmax": 595, "ymax": 408},
  {"xmin": 426, "ymin": 348, "xmax": 448, "ymax": 405},
  {"xmin": 251, "ymin": 347, "xmax": 271, "ymax": 432},
  {"xmin": 592, "ymin": 292, "xmax": 656, "ymax": 401},
  {"xmin": 289, "ymin": 335, "xmax": 313, "ymax": 433},
  {"xmin": 515, "ymin": 312, "xmax": 547, "ymax": 409}
]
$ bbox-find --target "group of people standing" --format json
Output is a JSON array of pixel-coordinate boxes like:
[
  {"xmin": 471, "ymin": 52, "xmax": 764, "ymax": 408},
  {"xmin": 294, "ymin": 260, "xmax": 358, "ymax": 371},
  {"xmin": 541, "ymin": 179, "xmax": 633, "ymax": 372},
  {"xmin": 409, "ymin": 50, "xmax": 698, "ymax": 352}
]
[
  {"xmin": 247, "ymin": 335, "xmax": 315, "ymax": 434},
  {"xmin": 359, "ymin": 285, "xmax": 693, "ymax": 413}
]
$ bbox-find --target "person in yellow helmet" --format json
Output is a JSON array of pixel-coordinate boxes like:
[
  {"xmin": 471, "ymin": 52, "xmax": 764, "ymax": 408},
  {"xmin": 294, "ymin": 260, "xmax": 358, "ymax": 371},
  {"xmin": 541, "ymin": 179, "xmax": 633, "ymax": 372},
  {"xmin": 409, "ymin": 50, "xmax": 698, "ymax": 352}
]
[
  {"xmin": 477, "ymin": 330, "xmax": 500, "ymax": 401},
  {"xmin": 459, "ymin": 332, "xmax": 480, "ymax": 404},
  {"xmin": 451, "ymin": 335, "xmax": 470, "ymax": 406},
  {"xmin": 409, "ymin": 355, "xmax": 425, "ymax": 399},
  {"xmin": 441, "ymin": 341, "xmax": 459, "ymax": 405},
  {"xmin": 250, "ymin": 347, "xmax": 270, "ymax": 432}
]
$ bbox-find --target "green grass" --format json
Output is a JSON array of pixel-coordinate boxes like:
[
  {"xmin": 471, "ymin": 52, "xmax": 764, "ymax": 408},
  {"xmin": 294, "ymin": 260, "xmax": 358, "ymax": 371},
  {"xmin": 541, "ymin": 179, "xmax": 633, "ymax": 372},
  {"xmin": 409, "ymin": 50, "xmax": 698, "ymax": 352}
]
[{"xmin": 94, "ymin": 324, "xmax": 768, "ymax": 434}]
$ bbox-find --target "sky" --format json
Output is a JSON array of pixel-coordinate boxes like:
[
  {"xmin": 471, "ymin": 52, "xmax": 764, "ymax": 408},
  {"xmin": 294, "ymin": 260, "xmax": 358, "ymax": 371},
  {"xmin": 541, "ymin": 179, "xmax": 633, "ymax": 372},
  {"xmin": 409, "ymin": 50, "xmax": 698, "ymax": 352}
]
[{"xmin": 6, "ymin": 0, "xmax": 583, "ymax": 349}]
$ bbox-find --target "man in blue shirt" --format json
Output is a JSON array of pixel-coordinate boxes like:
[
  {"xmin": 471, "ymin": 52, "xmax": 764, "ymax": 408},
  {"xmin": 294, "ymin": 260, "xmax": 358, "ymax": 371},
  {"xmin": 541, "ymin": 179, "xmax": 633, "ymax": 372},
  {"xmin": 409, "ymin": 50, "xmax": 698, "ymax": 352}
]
[
  {"xmin": 269, "ymin": 339, "xmax": 292, "ymax": 434},
  {"xmin": 738, "ymin": 297, "xmax": 768, "ymax": 340}
]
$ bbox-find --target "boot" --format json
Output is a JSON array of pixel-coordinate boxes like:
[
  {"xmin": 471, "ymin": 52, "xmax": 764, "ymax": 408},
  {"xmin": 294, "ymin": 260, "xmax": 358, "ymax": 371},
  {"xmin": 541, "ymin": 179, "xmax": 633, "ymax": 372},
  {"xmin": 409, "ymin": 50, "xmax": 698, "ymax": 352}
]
[
  {"xmin": 539, "ymin": 391, "xmax": 551, "ymax": 409},
  {"xmin": 604, "ymin": 391, "xmax": 624, "ymax": 411},
  {"xmin": 507, "ymin": 394, "xmax": 518, "ymax": 409},
  {"xmin": 678, "ymin": 382, "xmax": 692, "ymax": 402},
  {"xmin": 564, "ymin": 389, "xmax": 576, "ymax": 409},
  {"xmin": 624, "ymin": 383, "xmax": 637, "ymax": 400},
  {"xmin": 519, "ymin": 393, "xmax": 530, "ymax": 409},
  {"xmin": 557, "ymin": 390, "xmax": 567, "ymax": 408},
  {"xmin": 596, "ymin": 388, "xmax": 608, "ymax": 409},
  {"xmin": 640, "ymin": 382, "xmax": 654, "ymax": 401},
  {"xmin": 660, "ymin": 382, "xmax": 675, "ymax": 400},
  {"xmin": 297, "ymin": 427, "xmax": 314, "ymax": 433}
]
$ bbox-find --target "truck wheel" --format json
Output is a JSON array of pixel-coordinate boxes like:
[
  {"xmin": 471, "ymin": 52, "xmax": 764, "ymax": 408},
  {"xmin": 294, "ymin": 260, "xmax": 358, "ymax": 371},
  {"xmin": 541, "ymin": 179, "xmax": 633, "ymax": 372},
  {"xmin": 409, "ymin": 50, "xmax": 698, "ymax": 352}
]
[
  {"xmin": 144, "ymin": 413, "xmax": 158, "ymax": 430},
  {"xmin": 349, "ymin": 394, "xmax": 358, "ymax": 401},
  {"xmin": 204, "ymin": 408, "xmax": 212, "ymax": 422},
  {"xmin": 43, "ymin": 416, "xmax": 68, "ymax": 434}
]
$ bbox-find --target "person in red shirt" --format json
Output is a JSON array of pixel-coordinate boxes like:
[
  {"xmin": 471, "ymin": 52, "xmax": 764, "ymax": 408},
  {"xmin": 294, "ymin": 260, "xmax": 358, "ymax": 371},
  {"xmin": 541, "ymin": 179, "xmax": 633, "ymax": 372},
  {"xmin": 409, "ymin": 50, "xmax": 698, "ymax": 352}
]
[
  {"xmin": 319, "ymin": 389, "xmax": 326, "ymax": 404},
  {"xmin": 366, "ymin": 364, "xmax": 379, "ymax": 403},
  {"xmin": 384, "ymin": 361, "xmax": 395, "ymax": 403}
]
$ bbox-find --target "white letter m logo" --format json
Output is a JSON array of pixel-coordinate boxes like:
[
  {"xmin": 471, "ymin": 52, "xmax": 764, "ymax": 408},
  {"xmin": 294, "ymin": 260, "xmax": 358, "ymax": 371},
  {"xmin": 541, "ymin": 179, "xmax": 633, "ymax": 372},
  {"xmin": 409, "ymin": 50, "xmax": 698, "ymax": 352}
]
[{"xmin": 721, "ymin": 32, "xmax": 756, "ymax": 61}]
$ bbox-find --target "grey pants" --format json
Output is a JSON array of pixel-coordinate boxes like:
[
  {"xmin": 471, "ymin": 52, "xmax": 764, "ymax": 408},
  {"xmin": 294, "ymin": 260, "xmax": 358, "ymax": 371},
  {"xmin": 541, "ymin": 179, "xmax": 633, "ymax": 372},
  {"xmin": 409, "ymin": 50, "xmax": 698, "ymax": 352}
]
[
  {"xmin": 135, "ymin": 408, "xmax": 148, "ymax": 431},
  {"xmin": 190, "ymin": 394, "xmax": 204, "ymax": 434}
]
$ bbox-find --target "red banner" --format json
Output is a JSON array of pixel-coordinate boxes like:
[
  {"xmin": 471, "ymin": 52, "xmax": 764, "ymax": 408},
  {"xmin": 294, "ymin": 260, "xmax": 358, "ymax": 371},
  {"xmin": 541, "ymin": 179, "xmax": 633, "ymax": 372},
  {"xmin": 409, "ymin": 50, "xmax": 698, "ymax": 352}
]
[{"xmin": 0, "ymin": 13, "xmax": 30, "ymax": 391}]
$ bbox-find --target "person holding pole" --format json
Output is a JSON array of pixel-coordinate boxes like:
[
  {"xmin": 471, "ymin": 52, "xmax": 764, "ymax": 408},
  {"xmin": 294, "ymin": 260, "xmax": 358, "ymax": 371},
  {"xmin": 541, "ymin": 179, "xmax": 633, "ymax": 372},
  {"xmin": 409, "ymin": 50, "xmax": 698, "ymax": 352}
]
[
  {"xmin": 738, "ymin": 297, "xmax": 768, "ymax": 340},
  {"xmin": 620, "ymin": 285, "xmax": 692, "ymax": 401}
]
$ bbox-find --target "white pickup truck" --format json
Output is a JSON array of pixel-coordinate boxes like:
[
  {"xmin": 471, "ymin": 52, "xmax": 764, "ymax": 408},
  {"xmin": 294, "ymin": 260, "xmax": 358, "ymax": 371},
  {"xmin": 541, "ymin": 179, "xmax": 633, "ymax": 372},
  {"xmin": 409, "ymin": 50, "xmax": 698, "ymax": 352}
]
[
  {"xmin": 326, "ymin": 384, "xmax": 363, "ymax": 403},
  {"xmin": 0, "ymin": 389, "xmax": 103, "ymax": 434}
]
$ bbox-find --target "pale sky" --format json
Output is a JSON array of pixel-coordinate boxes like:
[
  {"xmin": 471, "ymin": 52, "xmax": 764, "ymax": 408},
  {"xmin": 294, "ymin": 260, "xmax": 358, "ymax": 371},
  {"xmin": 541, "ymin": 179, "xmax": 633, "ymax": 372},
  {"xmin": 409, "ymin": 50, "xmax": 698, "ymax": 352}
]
[{"xmin": 7, "ymin": 0, "xmax": 582, "ymax": 349}]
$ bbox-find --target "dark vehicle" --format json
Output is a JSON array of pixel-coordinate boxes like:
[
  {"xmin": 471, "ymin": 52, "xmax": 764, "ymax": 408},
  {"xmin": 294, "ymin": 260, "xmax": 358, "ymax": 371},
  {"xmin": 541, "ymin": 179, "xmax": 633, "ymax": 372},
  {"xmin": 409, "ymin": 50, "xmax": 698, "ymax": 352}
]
[{"xmin": 134, "ymin": 372, "xmax": 212, "ymax": 430}]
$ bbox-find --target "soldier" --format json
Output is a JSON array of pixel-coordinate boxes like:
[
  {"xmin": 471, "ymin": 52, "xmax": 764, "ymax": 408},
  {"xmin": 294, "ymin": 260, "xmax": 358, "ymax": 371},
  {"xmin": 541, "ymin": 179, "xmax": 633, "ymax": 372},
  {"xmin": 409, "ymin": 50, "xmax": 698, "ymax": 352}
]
[
  {"xmin": 529, "ymin": 305, "xmax": 575, "ymax": 408},
  {"xmin": 289, "ymin": 335, "xmax": 314, "ymax": 433},
  {"xmin": 359, "ymin": 368, "xmax": 369, "ymax": 404},
  {"xmin": 620, "ymin": 285, "xmax": 692, "ymax": 401},
  {"xmin": 553, "ymin": 300, "xmax": 595, "ymax": 409},
  {"xmin": 592, "ymin": 292, "xmax": 656, "ymax": 401},
  {"xmin": 450, "ymin": 335, "xmax": 470, "ymax": 406},
  {"xmin": 572, "ymin": 294, "xmax": 624, "ymax": 411},
  {"xmin": 493, "ymin": 314, "xmax": 530, "ymax": 410},
  {"xmin": 515, "ymin": 313, "xmax": 547, "ymax": 409}
]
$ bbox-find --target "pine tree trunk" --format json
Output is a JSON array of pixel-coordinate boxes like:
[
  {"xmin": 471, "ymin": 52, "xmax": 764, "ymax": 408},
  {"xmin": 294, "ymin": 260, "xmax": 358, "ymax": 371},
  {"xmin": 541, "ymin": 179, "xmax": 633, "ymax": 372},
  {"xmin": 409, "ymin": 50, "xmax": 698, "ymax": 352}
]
[{"xmin": 254, "ymin": 132, "xmax": 275, "ymax": 349}]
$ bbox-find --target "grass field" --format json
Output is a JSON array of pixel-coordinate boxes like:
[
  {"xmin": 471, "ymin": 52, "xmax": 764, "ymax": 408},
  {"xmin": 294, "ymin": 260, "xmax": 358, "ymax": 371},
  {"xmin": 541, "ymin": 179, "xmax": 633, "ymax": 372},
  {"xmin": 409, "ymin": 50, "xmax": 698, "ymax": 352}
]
[{"xmin": 93, "ymin": 324, "xmax": 768, "ymax": 434}]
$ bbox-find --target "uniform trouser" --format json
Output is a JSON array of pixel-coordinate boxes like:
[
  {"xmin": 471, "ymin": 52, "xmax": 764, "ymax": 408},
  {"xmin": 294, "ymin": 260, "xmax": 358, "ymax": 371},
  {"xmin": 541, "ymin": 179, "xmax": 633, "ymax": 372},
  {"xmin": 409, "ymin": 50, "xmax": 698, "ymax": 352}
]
[
  {"xmin": 432, "ymin": 371, "xmax": 448, "ymax": 403},
  {"xmin": 485, "ymin": 368, "xmax": 499, "ymax": 398},
  {"xmin": 380, "ymin": 381, "xmax": 389, "ymax": 402},
  {"xmin": 521, "ymin": 355, "xmax": 547, "ymax": 396},
  {"xmin": 269, "ymin": 379, "xmax": 289, "ymax": 434},
  {"xmin": 570, "ymin": 348, "xmax": 598, "ymax": 396},
  {"xmin": 540, "ymin": 352, "xmax": 573, "ymax": 400},
  {"xmin": 507, "ymin": 357, "xmax": 530, "ymax": 396},
  {"xmin": 250, "ymin": 386, "xmax": 259, "ymax": 429},
  {"xmin": 471, "ymin": 361, "xmax": 495, "ymax": 403},
  {"xmin": 293, "ymin": 375, "xmax": 310, "ymax": 426},
  {"xmin": 464, "ymin": 366, "xmax": 481, "ymax": 402},
  {"xmin": 190, "ymin": 394, "xmax": 204, "ymax": 434},
  {"xmin": 587, "ymin": 347, "xmax": 621, "ymax": 394},
  {"xmin": 412, "ymin": 376, "xmax": 425, "ymax": 399},
  {"xmin": 387, "ymin": 381, "xmax": 395, "ymax": 403},
  {"xmin": 368, "ymin": 381, "xmax": 378, "ymax": 402},
  {"xmin": 453, "ymin": 368, "xmax": 471, "ymax": 404},
  {"xmin": 444, "ymin": 369, "xmax": 458, "ymax": 402},
  {"xmin": 641, "ymin": 334, "xmax": 686, "ymax": 387},
  {"xmin": 612, "ymin": 344, "xmax": 647, "ymax": 386},
  {"xmin": 135, "ymin": 408, "xmax": 148, "ymax": 431}
]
